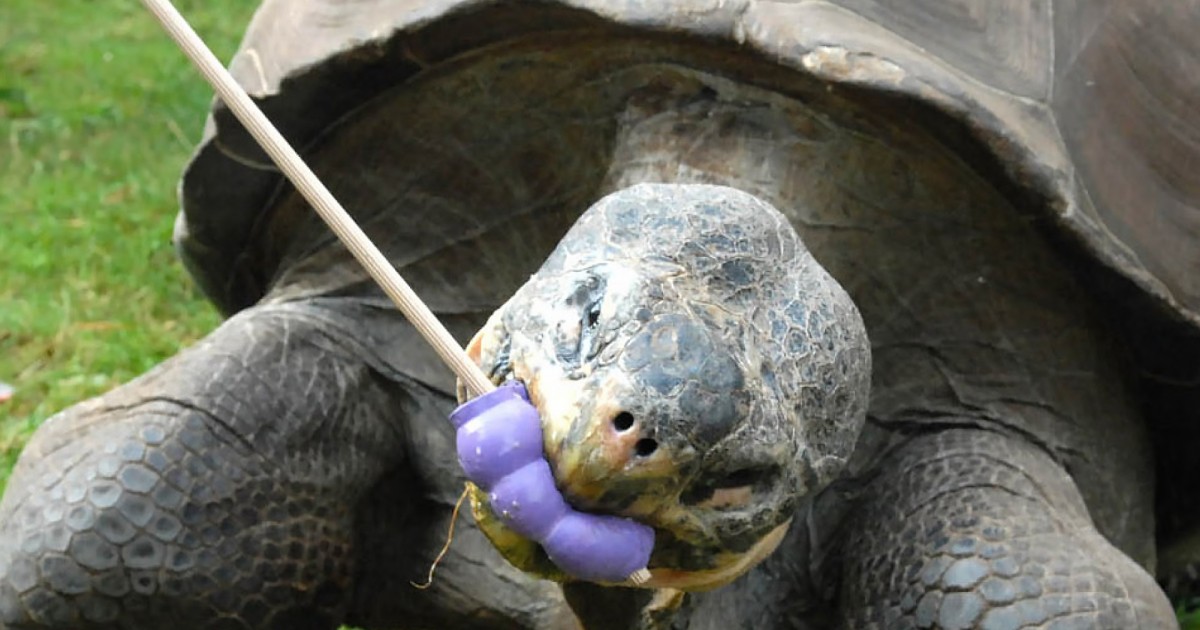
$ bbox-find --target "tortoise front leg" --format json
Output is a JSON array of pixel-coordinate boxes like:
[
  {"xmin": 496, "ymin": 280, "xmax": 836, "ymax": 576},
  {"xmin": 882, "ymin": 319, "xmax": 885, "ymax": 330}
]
[
  {"xmin": 838, "ymin": 428, "xmax": 1175, "ymax": 629},
  {"xmin": 0, "ymin": 299, "xmax": 571, "ymax": 629},
  {"xmin": 0, "ymin": 302, "xmax": 379, "ymax": 628}
]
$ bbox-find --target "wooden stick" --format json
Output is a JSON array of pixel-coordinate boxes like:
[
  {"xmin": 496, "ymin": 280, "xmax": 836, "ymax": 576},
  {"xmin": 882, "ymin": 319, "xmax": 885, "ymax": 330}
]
[{"xmin": 140, "ymin": 0, "xmax": 495, "ymax": 397}]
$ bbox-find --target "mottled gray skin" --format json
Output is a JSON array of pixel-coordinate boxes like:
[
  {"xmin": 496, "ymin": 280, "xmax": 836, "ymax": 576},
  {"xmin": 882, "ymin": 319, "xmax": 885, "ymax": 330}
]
[
  {"xmin": 473, "ymin": 185, "xmax": 868, "ymax": 577},
  {"xmin": 0, "ymin": 8, "xmax": 1189, "ymax": 630}
]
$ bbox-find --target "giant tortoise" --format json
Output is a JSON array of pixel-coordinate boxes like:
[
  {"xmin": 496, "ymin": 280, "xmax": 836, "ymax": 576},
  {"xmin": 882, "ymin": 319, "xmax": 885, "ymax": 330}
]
[{"xmin": 2, "ymin": 1, "xmax": 1199, "ymax": 628}]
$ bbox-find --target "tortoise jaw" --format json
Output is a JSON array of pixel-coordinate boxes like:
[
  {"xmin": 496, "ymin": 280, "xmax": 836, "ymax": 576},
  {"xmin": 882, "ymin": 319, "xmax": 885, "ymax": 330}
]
[{"xmin": 639, "ymin": 519, "xmax": 792, "ymax": 591}]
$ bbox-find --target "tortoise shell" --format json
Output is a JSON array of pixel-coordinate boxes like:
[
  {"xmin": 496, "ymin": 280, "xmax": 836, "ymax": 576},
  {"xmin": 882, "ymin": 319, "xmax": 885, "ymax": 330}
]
[{"xmin": 179, "ymin": 0, "xmax": 1200, "ymax": 328}]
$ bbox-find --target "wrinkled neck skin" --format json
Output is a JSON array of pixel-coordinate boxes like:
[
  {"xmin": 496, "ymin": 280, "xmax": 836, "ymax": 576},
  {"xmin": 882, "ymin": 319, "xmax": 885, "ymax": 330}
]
[{"xmin": 596, "ymin": 70, "xmax": 1149, "ymax": 562}]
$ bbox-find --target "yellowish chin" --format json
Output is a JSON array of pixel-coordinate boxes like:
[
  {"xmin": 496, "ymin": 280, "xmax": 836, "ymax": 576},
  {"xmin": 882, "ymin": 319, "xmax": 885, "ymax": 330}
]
[{"xmin": 638, "ymin": 519, "xmax": 792, "ymax": 591}]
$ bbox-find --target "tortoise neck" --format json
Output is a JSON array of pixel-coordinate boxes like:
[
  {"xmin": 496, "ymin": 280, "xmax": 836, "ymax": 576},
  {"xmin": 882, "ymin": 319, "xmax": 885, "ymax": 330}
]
[{"xmin": 600, "ymin": 84, "xmax": 799, "ymax": 210}]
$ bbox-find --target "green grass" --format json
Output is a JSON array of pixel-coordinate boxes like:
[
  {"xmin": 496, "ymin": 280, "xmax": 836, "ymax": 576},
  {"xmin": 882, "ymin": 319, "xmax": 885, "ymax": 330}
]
[
  {"xmin": 0, "ymin": 4, "xmax": 363, "ymax": 628},
  {"xmin": 1183, "ymin": 605, "xmax": 1200, "ymax": 630},
  {"xmin": 0, "ymin": 0, "xmax": 253, "ymax": 495}
]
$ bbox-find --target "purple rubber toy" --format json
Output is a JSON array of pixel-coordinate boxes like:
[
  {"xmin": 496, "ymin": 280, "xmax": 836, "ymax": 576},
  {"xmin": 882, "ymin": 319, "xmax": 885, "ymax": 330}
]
[{"xmin": 450, "ymin": 381, "xmax": 655, "ymax": 583}]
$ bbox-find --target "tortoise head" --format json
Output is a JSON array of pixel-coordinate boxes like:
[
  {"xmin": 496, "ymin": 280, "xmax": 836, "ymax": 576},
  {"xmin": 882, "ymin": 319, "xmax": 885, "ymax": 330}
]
[{"xmin": 466, "ymin": 183, "xmax": 870, "ymax": 590}]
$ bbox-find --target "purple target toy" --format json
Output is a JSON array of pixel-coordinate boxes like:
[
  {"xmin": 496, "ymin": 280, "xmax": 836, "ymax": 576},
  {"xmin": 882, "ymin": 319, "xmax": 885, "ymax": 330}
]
[{"xmin": 449, "ymin": 381, "xmax": 655, "ymax": 584}]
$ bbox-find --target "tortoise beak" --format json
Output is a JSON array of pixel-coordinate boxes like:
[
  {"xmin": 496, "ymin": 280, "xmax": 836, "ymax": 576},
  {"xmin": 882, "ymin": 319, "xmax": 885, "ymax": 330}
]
[
  {"xmin": 464, "ymin": 321, "xmax": 688, "ymax": 516},
  {"xmin": 519, "ymin": 377, "xmax": 708, "ymax": 531},
  {"xmin": 526, "ymin": 373, "xmax": 684, "ymax": 513}
]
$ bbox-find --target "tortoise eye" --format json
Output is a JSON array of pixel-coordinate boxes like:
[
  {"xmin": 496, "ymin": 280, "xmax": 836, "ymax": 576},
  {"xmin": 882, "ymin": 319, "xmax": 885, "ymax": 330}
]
[
  {"xmin": 576, "ymin": 295, "xmax": 605, "ymax": 363},
  {"xmin": 555, "ymin": 279, "xmax": 607, "ymax": 371},
  {"xmin": 585, "ymin": 300, "xmax": 602, "ymax": 329}
]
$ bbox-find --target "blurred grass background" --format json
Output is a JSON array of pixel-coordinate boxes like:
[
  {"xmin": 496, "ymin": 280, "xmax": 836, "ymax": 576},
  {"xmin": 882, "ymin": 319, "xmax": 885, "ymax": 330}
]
[
  {"xmin": 0, "ymin": 4, "xmax": 359, "ymax": 627},
  {"xmin": 0, "ymin": 0, "xmax": 250, "ymax": 493},
  {"xmin": 0, "ymin": 1, "xmax": 1196, "ymax": 627}
]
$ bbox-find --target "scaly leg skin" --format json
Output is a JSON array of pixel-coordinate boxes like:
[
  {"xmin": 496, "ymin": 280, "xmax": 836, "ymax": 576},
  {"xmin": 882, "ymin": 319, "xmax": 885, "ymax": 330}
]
[
  {"xmin": 839, "ymin": 428, "xmax": 1177, "ymax": 630},
  {"xmin": 0, "ymin": 299, "xmax": 571, "ymax": 629}
]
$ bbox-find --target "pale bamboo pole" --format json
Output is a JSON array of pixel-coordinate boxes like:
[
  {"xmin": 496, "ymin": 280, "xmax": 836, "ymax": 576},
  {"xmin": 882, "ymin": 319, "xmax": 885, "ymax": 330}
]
[{"xmin": 140, "ymin": 0, "xmax": 495, "ymax": 397}]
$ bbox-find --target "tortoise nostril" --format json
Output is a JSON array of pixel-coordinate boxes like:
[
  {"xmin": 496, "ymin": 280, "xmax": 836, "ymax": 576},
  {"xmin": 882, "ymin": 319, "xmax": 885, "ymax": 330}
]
[
  {"xmin": 608, "ymin": 413, "xmax": 657, "ymax": 459},
  {"xmin": 634, "ymin": 438, "xmax": 658, "ymax": 457}
]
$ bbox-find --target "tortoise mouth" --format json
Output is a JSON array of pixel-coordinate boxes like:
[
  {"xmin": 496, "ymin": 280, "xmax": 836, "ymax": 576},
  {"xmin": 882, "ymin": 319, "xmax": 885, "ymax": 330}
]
[
  {"xmin": 466, "ymin": 321, "xmax": 797, "ymax": 585},
  {"xmin": 639, "ymin": 519, "xmax": 792, "ymax": 591}
]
